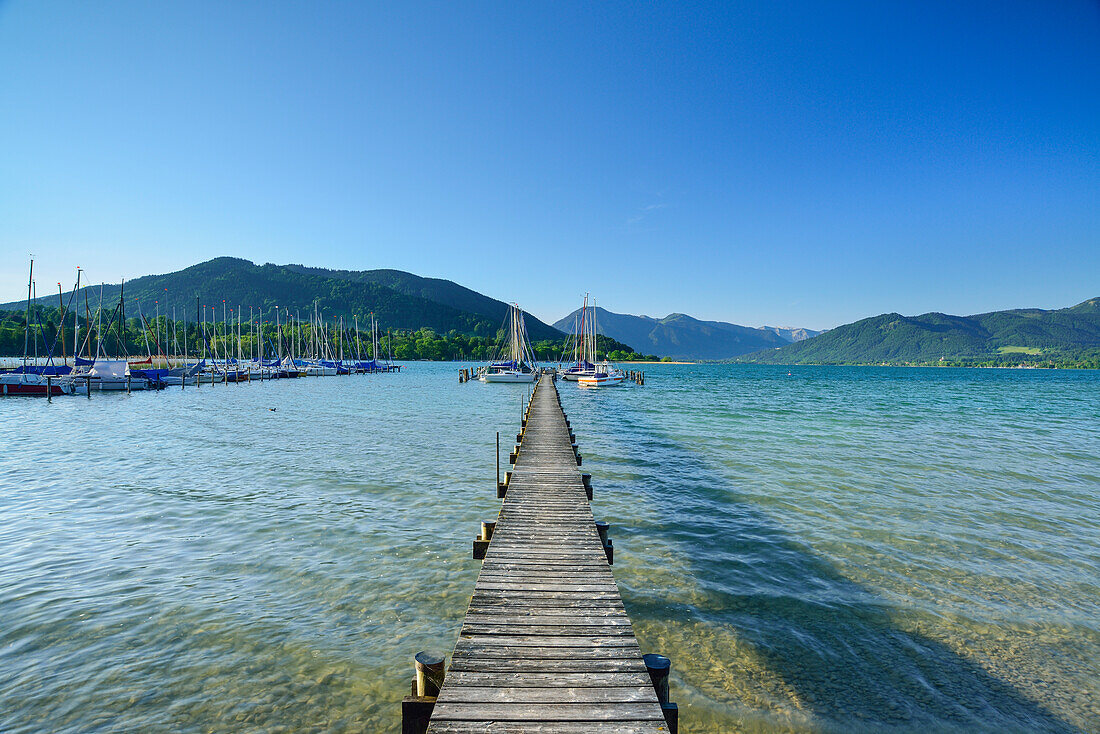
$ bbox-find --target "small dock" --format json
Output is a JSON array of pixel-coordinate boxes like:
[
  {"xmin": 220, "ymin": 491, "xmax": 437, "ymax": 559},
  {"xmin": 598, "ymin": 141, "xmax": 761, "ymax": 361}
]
[{"xmin": 407, "ymin": 374, "xmax": 675, "ymax": 733}]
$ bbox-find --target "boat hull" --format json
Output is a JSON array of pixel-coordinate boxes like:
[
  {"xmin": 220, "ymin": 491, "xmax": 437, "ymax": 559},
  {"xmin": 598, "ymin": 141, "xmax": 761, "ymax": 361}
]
[
  {"xmin": 560, "ymin": 371, "xmax": 594, "ymax": 381},
  {"xmin": 578, "ymin": 374, "xmax": 623, "ymax": 387},
  {"xmin": 0, "ymin": 377, "xmax": 72, "ymax": 396},
  {"xmin": 482, "ymin": 371, "xmax": 538, "ymax": 383}
]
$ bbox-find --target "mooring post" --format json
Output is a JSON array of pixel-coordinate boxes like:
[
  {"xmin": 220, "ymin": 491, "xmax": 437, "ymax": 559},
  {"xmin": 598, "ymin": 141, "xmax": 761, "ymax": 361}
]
[
  {"xmin": 596, "ymin": 520, "xmax": 613, "ymax": 564},
  {"xmin": 402, "ymin": 651, "xmax": 444, "ymax": 734},
  {"xmin": 86, "ymin": 376, "xmax": 91, "ymax": 398},
  {"xmin": 481, "ymin": 520, "xmax": 496, "ymax": 541},
  {"xmin": 126, "ymin": 374, "xmax": 131, "ymax": 394},
  {"xmin": 415, "ymin": 651, "xmax": 445, "ymax": 697},
  {"xmin": 474, "ymin": 518, "xmax": 496, "ymax": 559},
  {"xmin": 46, "ymin": 376, "xmax": 52, "ymax": 402},
  {"xmin": 643, "ymin": 653, "xmax": 678, "ymax": 734},
  {"xmin": 495, "ymin": 431, "xmax": 500, "ymax": 490},
  {"xmin": 581, "ymin": 472, "xmax": 592, "ymax": 501},
  {"xmin": 498, "ymin": 470, "xmax": 511, "ymax": 499}
]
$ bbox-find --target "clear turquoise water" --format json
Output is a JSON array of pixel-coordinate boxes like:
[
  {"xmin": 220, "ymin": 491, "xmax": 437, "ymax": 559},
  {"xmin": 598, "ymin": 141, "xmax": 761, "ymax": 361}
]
[{"xmin": 1, "ymin": 363, "xmax": 1097, "ymax": 733}]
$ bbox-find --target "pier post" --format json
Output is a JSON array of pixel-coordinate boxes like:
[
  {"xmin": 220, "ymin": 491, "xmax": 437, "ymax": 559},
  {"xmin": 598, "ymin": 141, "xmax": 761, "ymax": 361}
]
[
  {"xmin": 415, "ymin": 651, "xmax": 445, "ymax": 697},
  {"xmin": 401, "ymin": 651, "xmax": 444, "ymax": 734},
  {"xmin": 643, "ymin": 654, "xmax": 678, "ymax": 734},
  {"xmin": 596, "ymin": 521, "xmax": 613, "ymax": 564},
  {"xmin": 581, "ymin": 472, "xmax": 592, "ymax": 500},
  {"xmin": 46, "ymin": 376, "xmax": 52, "ymax": 402},
  {"xmin": 474, "ymin": 520, "xmax": 496, "ymax": 559},
  {"xmin": 126, "ymin": 374, "xmax": 131, "ymax": 394}
]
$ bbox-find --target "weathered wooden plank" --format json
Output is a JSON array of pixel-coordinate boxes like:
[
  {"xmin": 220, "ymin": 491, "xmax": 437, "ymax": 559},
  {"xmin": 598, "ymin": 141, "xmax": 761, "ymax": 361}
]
[
  {"xmin": 429, "ymin": 702, "xmax": 666, "ymax": 721},
  {"xmin": 460, "ymin": 623, "xmax": 637, "ymax": 636},
  {"xmin": 454, "ymin": 635, "xmax": 638, "ymax": 648},
  {"xmin": 427, "ymin": 721, "xmax": 665, "ymax": 733},
  {"xmin": 440, "ymin": 671, "xmax": 655, "ymax": 687},
  {"xmin": 451, "ymin": 647, "xmax": 642, "ymax": 662},
  {"xmin": 436, "ymin": 686, "xmax": 658, "ymax": 704}
]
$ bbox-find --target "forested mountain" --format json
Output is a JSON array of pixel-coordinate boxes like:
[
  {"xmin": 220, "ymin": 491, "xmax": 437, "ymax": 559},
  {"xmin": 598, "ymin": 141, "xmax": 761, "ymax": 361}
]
[
  {"xmin": 553, "ymin": 306, "xmax": 817, "ymax": 360},
  {"xmin": 739, "ymin": 297, "xmax": 1100, "ymax": 367},
  {"xmin": 280, "ymin": 264, "xmax": 561, "ymax": 339},
  {"xmin": 2, "ymin": 257, "xmax": 561, "ymax": 340}
]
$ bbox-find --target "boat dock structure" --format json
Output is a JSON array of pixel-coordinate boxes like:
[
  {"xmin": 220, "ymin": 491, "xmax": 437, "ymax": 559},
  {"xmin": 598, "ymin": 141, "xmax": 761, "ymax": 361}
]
[{"xmin": 403, "ymin": 374, "xmax": 678, "ymax": 733}]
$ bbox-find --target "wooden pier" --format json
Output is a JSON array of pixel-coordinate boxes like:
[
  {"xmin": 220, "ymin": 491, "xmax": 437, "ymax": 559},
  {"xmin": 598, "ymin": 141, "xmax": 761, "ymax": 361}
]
[{"xmin": 407, "ymin": 374, "xmax": 675, "ymax": 733}]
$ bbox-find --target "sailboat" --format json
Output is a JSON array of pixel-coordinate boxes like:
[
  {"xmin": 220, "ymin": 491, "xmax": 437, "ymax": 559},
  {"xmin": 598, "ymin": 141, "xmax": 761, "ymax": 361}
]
[
  {"xmin": 481, "ymin": 304, "xmax": 539, "ymax": 383},
  {"xmin": 0, "ymin": 258, "xmax": 74, "ymax": 396},
  {"xmin": 559, "ymin": 294, "xmax": 597, "ymax": 381},
  {"xmin": 573, "ymin": 297, "xmax": 624, "ymax": 388}
]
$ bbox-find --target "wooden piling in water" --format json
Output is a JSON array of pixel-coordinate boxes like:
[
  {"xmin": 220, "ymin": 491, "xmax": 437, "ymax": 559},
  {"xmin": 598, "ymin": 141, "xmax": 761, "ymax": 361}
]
[
  {"xmin": 643, "ymin": 653, "xmax": 679, "ymax": 733},
  {"xmin": 402, "ymin": 651, "xmax": 445, "ymax": 734}
]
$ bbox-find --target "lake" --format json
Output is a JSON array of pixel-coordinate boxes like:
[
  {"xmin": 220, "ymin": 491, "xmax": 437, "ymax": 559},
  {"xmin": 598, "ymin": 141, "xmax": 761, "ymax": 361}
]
[{"xmin": 1, "ymin": 363, "xmax": 1097, "ymax": 732}]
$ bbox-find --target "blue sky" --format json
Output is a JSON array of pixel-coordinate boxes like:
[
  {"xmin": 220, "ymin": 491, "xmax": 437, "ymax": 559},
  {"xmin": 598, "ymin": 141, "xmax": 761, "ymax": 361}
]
[{"xmin": 2, "ymin": 1, "xmax": 1097, "ymax": 329}]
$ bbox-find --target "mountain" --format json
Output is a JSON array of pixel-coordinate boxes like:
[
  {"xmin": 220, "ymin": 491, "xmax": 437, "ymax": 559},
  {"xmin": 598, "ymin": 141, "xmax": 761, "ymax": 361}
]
[
  {"xmin": 552, "ymin": 306, "xmax": 818, "ymax": 360},
  {"xmin": 739, "ymin": 297, "xmax": 1100, "ymax": 365},
  {"xmin": 280, "ymin": 264, "xmax": 561, "ymax": 340},
  {"xmin": 3, "ymin": 257, "xmax": 563, "ymax": 339},
  {"xmin": 763, "ymin": 326, "xmax": 822, "ymax": 342}
]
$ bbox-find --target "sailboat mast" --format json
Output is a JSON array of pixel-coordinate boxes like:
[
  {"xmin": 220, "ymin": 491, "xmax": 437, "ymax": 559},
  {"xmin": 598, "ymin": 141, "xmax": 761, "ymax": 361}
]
[
  {"xmin": 73, "ymin": 268, "xmax": 81, "ymax": 366},
  {"xmin": 57, "ymin": 283, "xmax": 66, "ymax": 367},
  {"xmin": 23, "ymin": 258, "xmax": 33, "ymax": 369}
]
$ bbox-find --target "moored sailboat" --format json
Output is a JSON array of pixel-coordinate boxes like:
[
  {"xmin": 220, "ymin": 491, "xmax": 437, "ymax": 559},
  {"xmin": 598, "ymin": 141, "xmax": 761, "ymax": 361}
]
[{"xmin": 481, "ymin": 304, "xmax": 539, "ymax": 383}]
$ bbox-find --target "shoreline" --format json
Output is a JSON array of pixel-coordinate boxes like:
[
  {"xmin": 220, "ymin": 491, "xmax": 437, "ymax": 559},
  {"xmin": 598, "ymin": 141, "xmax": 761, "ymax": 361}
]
[{"xmin": 619, "ymin": 360, "xmax": 695, "ymax": 365}]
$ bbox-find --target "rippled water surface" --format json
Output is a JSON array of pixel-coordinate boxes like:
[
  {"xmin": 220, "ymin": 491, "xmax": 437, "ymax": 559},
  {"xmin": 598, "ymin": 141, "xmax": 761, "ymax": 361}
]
[{"xmin": 1, "ymin": 364, "xmax": 1098, "ymax": 733}]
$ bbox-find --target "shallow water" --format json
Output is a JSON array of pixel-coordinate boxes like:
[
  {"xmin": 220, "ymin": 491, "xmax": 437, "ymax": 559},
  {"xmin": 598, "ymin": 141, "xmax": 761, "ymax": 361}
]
[{"xmin": 1, "ymin": 364, "xmax": 1097, "ymax": 732}]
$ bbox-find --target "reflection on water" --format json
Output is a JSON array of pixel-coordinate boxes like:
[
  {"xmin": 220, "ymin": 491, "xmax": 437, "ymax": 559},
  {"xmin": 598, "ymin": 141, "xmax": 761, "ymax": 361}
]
[{"xmin": 1, "ymin": 364, "xmax": 1097, "ymax": 732}]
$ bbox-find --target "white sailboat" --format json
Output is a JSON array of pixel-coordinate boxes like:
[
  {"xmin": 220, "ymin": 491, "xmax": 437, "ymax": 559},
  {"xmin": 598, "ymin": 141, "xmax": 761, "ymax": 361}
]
[
  {"xmin": 481, "ymin": 303, "xmax": 539, "ymax": 383},
  {"xmin": 560, "ymin": 294, "xmax": 597, "ymax": 381},
  {"xmin": 572, "ymin": 297, "xmax": 624, "ymax": 387}
]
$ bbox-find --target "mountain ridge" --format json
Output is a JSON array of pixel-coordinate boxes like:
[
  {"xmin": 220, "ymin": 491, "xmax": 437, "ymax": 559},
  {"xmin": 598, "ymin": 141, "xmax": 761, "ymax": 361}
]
[
  {"xmin": 1, "ymin": 257, "xmax": 564, "ymax": 340},
  {"xmin": 552, "ymin": 306, "xmax": 822, "ymax": 360},
  {"xmin": 738, "ymin": 297, "xmax": 1100, "ymax": 366}
]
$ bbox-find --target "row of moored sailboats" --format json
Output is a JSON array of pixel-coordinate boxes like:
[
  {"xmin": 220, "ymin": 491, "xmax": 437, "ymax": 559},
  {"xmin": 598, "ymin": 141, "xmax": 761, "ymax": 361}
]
[{"xmin": 0, "ymin": 260, "xmax": 399, "ymax": 397}]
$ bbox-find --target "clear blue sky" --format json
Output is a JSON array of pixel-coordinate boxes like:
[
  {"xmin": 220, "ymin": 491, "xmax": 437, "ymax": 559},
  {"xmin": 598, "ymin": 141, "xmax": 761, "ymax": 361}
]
[{"xmin": 2, "ymin": 1, "xmax": 1097, "ymax": 329}]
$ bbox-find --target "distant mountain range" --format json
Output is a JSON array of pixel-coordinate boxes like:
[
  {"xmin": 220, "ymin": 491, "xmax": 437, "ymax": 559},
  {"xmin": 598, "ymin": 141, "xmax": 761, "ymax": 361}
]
[
  {"xmin": 552, "ymin": 306, "xmax": 822, "ymax": 360},
  {"xmin": 739, "ymin": 297, "xmax": 1100, "ymax": 365},
  {"xmin": 2, "ymin": 257, "xmax": 564, "ymax": 340}
]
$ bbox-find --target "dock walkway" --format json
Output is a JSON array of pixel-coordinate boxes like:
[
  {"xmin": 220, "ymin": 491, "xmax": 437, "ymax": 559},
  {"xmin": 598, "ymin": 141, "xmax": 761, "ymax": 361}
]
[{"xmin": 425, "ymin": 374, "xmax": 669, "ymax": 733}]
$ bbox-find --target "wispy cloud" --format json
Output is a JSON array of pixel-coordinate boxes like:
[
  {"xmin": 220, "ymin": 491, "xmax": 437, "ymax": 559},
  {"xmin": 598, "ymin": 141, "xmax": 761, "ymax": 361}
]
[{"xmin": 626, "ymin": 201, "xmax": 668, "ymax": 226}]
